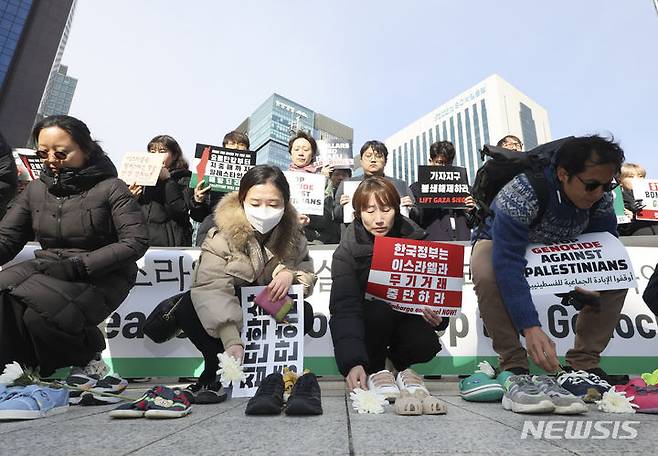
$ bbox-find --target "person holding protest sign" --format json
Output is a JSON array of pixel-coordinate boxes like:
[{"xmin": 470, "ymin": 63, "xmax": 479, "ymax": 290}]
[
  {"xmin": 330, "ymin": 177, "xmax": 448, "ymax": 398},
  {"xmin": 128, "ymin": 135, "xmax": 193, "ymax": 246},
  {"xmin": 286, "ymin": 131, "xmax": 339, "ymax": 244},
  {"xmin": 191, "ymin": 131, "xmax": 250, "ymax": 246},
  {"xmin": 0, "ymin": 115, "xmax": 149, "ymax": 377},
  {"xmin": 409, "ymin": 141, "xmax": 475, "ymax": 241},
  {"xmin": 470, "ymin": 135, "xmax": 628, "ymax": 410},
  {"xmin": 333, "ymin": 141, "xmax": 417, "ymax": 226},
  {"xmin": 174, "ymin": 165, "xmax": 317, "ymax": 403},
  {"xmin": 617, "ymin": 162, "xmax": 658, "ymax": 236}
]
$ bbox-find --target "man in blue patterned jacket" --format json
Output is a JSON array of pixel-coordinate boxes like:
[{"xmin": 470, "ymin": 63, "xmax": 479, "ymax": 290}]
[{"xmin": 470, "ymin": 136, "xmax": 627, "ymax": 405}]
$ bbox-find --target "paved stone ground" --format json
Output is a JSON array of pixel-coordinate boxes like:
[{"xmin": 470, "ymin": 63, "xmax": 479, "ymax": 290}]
[{"xmin": 0, "ymin": 378, "xmax": 656, "ymax": 455}]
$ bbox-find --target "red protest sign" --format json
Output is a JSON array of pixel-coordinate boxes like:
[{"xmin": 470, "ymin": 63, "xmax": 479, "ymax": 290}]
[{"xmin": 366, "ymin": 237, "xmax": 464, "ymax": 317}]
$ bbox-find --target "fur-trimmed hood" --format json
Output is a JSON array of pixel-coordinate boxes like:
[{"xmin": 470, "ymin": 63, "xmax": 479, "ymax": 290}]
[{"xmin": 213, "ymin": 191, "xmax": 301, "ymax": 260}]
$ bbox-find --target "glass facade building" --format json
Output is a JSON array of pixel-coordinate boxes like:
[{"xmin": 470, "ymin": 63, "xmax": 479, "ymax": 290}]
[
  {"xmin": 0, "ymin": 0, "xmax": 32, "ymax": 91},
  {"xmin": 385, "ymin": 74, "xmax": 551, "ymax": 185},
  {"xmin": 237, "ymin": 94, "xmax": 353, "ymax": 170},
  {"xmin": 37, "ymin": 64, "xmax": 77, "ymax": 117}
]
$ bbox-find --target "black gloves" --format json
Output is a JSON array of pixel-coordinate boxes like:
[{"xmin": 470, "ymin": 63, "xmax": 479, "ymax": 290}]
[
  {"xmin": 38, "ymin": 257, "xmax": 88, "ymax": 282},
  {"xmin": 556, "ymin": 289, "xmax": 601, "ymax": 312}
]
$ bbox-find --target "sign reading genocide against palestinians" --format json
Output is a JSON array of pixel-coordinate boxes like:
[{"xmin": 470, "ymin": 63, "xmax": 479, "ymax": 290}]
[
  {"xmin": 118, "ymin": 152, "xmax": 166, "ymax": 186},
  {"xmin": 613, "ymin": 186, "xmax": 631, "ymax": 224},
  {"xmin": 416, "ymin": 165, "xmax": 470, "ymax": 208},
  {"xmin": 189, "ymin": 144, "xmax": 256, "ymax": 193},
  {"xmin": 233, "ymin": 285, "xmax": 305, "ymax": 398},
  {"xmin": 283, "ymin": 171, "xmax": 326, "ymax": 216},
  {"xmin": 366, "ymin": 237, "xmax": 465, "ymax": 317},
  {"xmin": 316, "ymin": 139, "xmax": 353, "ymax": 168},
  {"xmin": 524, "ymin": 232, "xmax": 637, "ymax": 294},
  {"xmin": 632, "ymin": 178, "xmax": 658, "ymax": 221}
]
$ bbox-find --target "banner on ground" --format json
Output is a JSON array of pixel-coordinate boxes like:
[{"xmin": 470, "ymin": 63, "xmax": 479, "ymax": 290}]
[
  {"xmin": 233, "ymin": 285, "xmax": 305, "ymax": 398},
  {"xmin": 525, "ymin": 232, "xmax": 637, "ymax": 294},
  {"xmin": 189, "ymin": 144, "xmax": 256, "ymax": 193},
  {"xmin": 366, "ymin": 237, "xmax": 464, "ymax": 317},
  {"xmin": 118, "ymin": 152, "xmax": 166, "ymax": 186},
  {"xmin": 416, "ymin": 166, "xmax": 470, "ymax": 208},
  {"xmin": 283, "ymin": 171, "xmax": 326, "ymax": 216},
  {"xmin": 316, "ymin": 139, "xmax": 353, "ymax": 168},
  {"xmin": 613, "ymin": 186, "xmax": 631, "ymax": 224},
  {"xmin": 16, "ymin": 150, "xmax": 43, "ymax": 180},
  {"xmin": 632, "ymin": 178, "xmax": 658, "ymax": 221}
]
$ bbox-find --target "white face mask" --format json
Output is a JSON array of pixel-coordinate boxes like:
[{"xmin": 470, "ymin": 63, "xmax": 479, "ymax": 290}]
[{"xmin": 243, "ymin": 205, "xmax": 285, "ymax": 234}]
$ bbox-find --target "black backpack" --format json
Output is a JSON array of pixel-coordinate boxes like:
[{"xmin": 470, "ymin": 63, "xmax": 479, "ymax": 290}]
[{"xmin": 471, "ymin": 136, "xmax": 575, "ymax": 228}]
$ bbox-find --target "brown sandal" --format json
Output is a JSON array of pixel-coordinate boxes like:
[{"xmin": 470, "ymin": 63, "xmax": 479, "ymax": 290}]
[
  {"xmin": 414, "ymin": 389, "xmax": 447, "ymax": 415},
  {"xmin": 395, "ymin": 390, "xmax": 422, "ymax": 416}
]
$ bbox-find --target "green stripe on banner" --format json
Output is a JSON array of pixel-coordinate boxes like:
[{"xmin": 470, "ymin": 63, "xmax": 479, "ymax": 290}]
[{"xmin": 48, "ymin": 356, "xmax": 656, "ymax": 378}]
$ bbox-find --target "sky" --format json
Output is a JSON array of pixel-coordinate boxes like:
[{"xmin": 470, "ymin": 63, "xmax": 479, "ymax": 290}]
[{"xmin": 62, "ymin": 0, "xmax": 658, "ymax": 176}]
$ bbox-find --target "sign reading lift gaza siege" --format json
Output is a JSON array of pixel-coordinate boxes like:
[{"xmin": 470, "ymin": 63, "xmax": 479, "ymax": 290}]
[
  {"xmin": 189, "ymin": 144, "xmax": 256, "ymax": 193},
  {"xmin": 525, "ymin": 232, "xmax": 637, "ymax": 295},
  {"xmin": 416, "ymin": 165, "xmax": 470, "ymax": 208},
  {"xmin": 366, "ymin": 237, "xmax": 465, "ymax": 317}
]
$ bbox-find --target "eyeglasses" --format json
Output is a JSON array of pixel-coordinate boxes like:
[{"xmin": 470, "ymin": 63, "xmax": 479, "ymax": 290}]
[
  {"xmin": 37, "ymin": 150, "xmax": 69, "ymax": 160},
  {"xmin": 575, "ymin": 174, "xmax": 619, "ymax": 192},
  {"xmin": 149, "ymin": 148, "xmax": 168, "ymax": 154},
  {"xmin": 362, "ymin": 152, "xmax": 385, "ymax": 161},
  {"xmin": 502, "ymin": 141, "xmax": 523, "ymax": 149}
]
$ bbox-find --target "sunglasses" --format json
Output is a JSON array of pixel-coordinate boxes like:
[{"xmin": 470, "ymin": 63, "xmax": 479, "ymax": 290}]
[
  {"xmin": 575, "ymin": 174, "xmax": 619, "ymax": 192},
  {"xmin": 37, "ymin": 150, "xmax": 69, "ymax": 160}
]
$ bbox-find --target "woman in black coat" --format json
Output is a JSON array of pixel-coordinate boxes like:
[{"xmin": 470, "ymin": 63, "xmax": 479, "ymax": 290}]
[
  {"xmin": 0, "ymin": 115, "xmax": 149, "ymax": 376},
  {"xmin": 129, "ymin": 135, "xmax": 193, "ymax": 247},
  {"xmin": 329, "ymin": 177, "xmax": 449, "ymax": 392}
]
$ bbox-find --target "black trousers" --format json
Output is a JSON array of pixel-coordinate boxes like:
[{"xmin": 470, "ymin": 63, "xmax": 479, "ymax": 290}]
[
  {"xmin": 175, "ymin": 291, "xmax": 314, "ymax": 385},
  {"xmin": 363, "ymin": 299, "xmax": 441, "ymax": 374}
]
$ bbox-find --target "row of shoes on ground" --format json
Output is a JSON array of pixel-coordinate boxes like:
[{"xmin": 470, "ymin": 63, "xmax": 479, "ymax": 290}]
[
  {"xmin": 368, "ymin": 368, "xmax": 447, "ymax": 415},
  {"xmin": 245, "ymin": 371, "xmax": 322, "ymax": 415},
  {"xmin": 0, "ymin": 384, "xmax": 69, "ymax": 420},
  {"xmin": 109, "ymin": 385, "xmax": 191, "ymax": 419}
]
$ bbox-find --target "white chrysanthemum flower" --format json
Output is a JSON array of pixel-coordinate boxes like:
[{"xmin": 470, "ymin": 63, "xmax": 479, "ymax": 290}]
[
  {"xmin": 350, "ymin": 388, "xmax": 388, "ymax": 414},
  {"xmin": 217, "ymin": 353, "xmax": 247, "ymax": 387},
  {"xmin": 0, "ymin": 362, "xmax": 24, "ymax": 385},
  {"xmin": 596, "ymin": 389, "xmax": 638, "ymax": 414},
  {"xmin": 475, "ymin": 361, "xmax": 496, "ymax": 378}
]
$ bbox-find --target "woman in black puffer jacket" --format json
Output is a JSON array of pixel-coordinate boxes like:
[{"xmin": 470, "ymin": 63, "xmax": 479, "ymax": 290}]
[
  {"xmin": 128, "ymin": 135, "xmax": 193, "ymax": 246},
  {"xmin": 0, "ymin": 115, "xmax": 149, "ymax": 376}
]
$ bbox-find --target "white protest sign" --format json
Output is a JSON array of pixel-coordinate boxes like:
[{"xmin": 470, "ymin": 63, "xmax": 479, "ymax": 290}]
[
  {"xmin": 632, "ymin": 178, "xmax": 658, "ymax": 222},
  {"xmin": 233, "ymin": 285, "xmax": 305, "ymax": 398},
  {"xmin": 283, "ymin": 171, "xmax": 326, "ymax": 216},
  {"xmin": 118, "ymin": 152, "xmax": 166, "ymax": 186},
  {"xmin": 525, "ymin": 232, "xmax": 637, "ymax": 295},
  {"xmin": 342, "ymin": 180, "xmax": 360, "ymax": 223}
]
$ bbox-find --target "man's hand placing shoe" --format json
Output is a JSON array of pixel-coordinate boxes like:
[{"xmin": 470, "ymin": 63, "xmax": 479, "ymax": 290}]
[
  {"xmin": 523, "ymin": 326, "xmax": 560, "ymax": 373},
  {"xmin": 38, "ymin": 257, "xmax": 88, "ymax": 282},
  {"xmin": 346, "ymin": 365, "xmax": 368, "ymax": 391}
]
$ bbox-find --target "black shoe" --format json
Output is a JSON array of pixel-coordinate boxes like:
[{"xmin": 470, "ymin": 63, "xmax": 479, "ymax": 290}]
[
  {"xmin": 508, "ymin": 367, "xmax": 530, "ymax": 375},
  {"xmin": 245, "ymin": 373, "xmax": 284, "ymax": 415},
  {"xmin": 586, "ymin": 367, "xmax": 629, "ymax": 386},
  {"xmin": 284, "ymin": 373, "xmax": 322, "ymax": 416},
  {"xmin": 182, "ymin": 381, "xmax": 227, "ymax": 404}
]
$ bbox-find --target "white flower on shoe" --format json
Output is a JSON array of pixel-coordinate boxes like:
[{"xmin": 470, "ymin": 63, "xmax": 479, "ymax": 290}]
[
  {"xmin": 217, "ymin": 353, "xmax": 247, "ymax": 388},
  {"xmin": 596, "ymin": 389, "xmax": 638, "ymax": 414},
  {"xmin": 475, "ymin": 361, "xmax": 496, "ymax": 378},
  {"xmin": 350, "ymin": 388, "xmax": 388, "ymax": 414},
  {"xmin": 0, "ymin": 362, "xmax": 24, "ymax": 385}
]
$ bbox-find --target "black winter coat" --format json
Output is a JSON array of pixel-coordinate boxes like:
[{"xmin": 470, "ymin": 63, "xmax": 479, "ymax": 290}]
[
  {"xmin": 0, "ymin": 155, "xmax": 149, "ymax": 375},
  {"xmin": 329, "ymin": 215, "xmax": 448, "ymax": 376},
  {"xmin": 137, "ymin": 168, "xmax": 193, "ymax": 247}
]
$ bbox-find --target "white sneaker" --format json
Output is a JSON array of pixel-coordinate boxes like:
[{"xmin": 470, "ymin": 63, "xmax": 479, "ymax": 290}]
[
  {"xmin": 367, "ymin": 370, "xmax": 400, "ymax": 402},
  {"xmin": 396, "ymin": 368, "xmax": 430, "ymax": 395},
  {"xmin": 82, "ymin": 357, "xmax": 110, "ymax": 379}
]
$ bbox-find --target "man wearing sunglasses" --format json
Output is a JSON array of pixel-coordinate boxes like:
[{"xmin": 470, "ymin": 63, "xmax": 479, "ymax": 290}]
[{"xmin": 470, "ymin": 135, "xmax": 627, "ymax": 390}]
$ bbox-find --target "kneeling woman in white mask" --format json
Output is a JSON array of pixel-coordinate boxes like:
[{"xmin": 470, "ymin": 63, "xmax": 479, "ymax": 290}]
[{"xmin": 175, "ymin": 165, "xmax": 317, "ymax": 402}]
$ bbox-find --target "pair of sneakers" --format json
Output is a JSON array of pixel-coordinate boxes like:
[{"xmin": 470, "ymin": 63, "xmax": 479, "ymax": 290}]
[
  {"xmin": 556, "ymin": 369, "xmax": 612, "ymax": 403},
  {"xmin": 459, "ymin": 361, "xmax": 516, "ymax": 402},
  {"xmin": 245, "ymin": 371, "xmax": 322, "ymax": 416},
  {"xmin": 0, "ymin": 384, "xmax": 69, "ymax": 420},
  {"xmin": 367, "ymin": 368, "xmax": 429, "ymax": 403},
  {"xmin": 503, "ymin": 375, "xmax": 588, "ymax": 414},
  {"xmin": 66, "ymin": 364, "xmax": 128, "ymax": 406},
  {"xmin": 182, "ymin": 379, "xmax": 227, "ymax": 404},
  {"xmin": 109, "ymin": 385, "xmax": 191, "ymax": 419}
]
